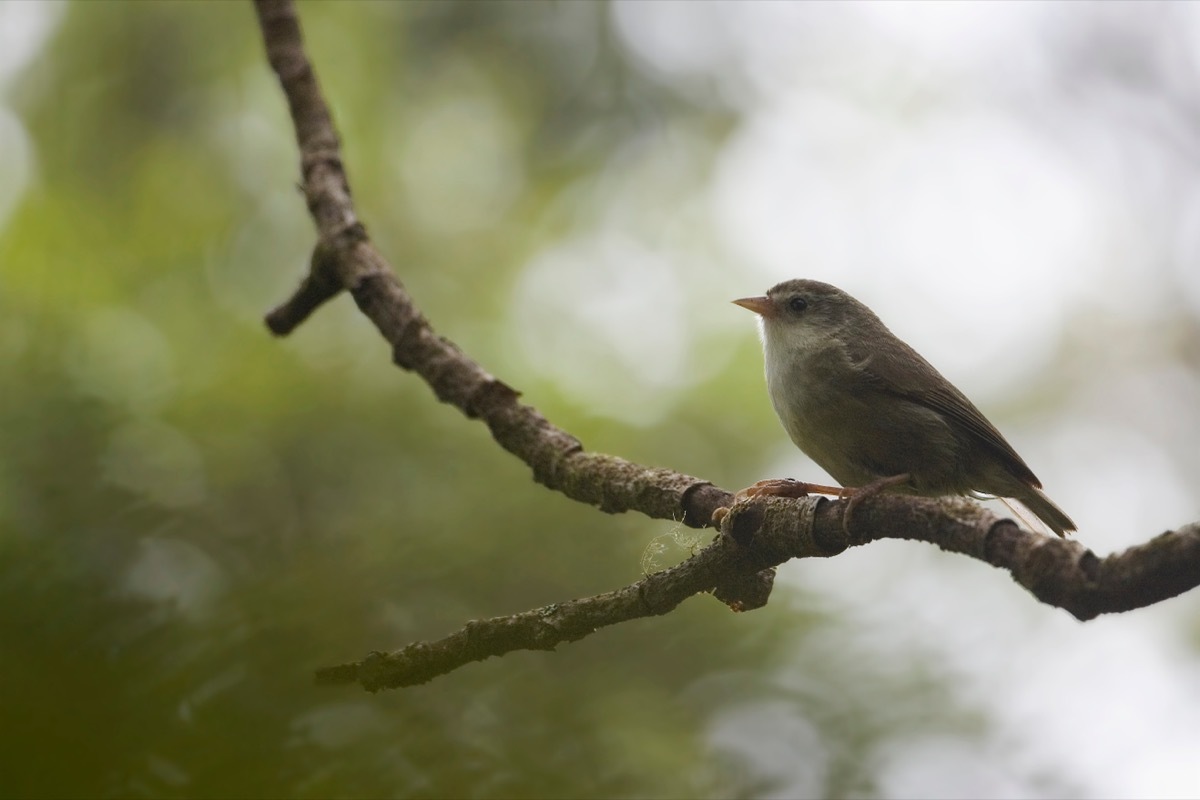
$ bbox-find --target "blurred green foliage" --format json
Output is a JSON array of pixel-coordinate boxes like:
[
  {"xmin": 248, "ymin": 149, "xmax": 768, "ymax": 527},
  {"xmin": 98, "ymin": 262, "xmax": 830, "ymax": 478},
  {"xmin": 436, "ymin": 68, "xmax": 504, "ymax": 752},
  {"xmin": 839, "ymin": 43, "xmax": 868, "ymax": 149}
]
[{"xmin": 0, "ymin": 2, "xmax": 975, "ymax": 797}]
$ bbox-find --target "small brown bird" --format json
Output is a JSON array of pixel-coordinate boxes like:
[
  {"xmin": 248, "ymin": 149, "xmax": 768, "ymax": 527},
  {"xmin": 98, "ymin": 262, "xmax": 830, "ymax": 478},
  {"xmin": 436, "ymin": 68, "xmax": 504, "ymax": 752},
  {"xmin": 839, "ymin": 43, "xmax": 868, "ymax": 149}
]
[{"xmin": 734, "ymin": 279, "xmax": 1076, "ymax": 536}]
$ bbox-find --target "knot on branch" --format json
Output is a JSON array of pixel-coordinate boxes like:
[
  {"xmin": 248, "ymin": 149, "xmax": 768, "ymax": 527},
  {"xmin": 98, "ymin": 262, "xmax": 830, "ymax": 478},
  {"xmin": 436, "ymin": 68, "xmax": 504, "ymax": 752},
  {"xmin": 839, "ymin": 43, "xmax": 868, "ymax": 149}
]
[
  {"xmin": 464, "ymin": 377, "xmax": 521, "ymax": 419},
  {"xmin": 389, "ymin": 308, "xmax": 429, "ymax": 371},
  {"xmin": 719, "ymin": 495, "xmax": 834, "ymax": 561},
  {"xmin": 712, "ymin": 566, "xmax": 777, "ymax": 612},
  {"xmin": 1014, "ymin": 537, "xmax": 1091, "ymax": 608},
  {"xmin": 705, "ymin": 496, "xmax": 832, "ymax": 612},
  {"xmin": 680, "ymin": 482, "xmax": 732, "ymax": 529},
  {"xmin": 527, "ymin": 429, "xmax": 585, "ymax": 488},
  {"xmin": 301, "ymin": 148, "xmax": 345, "ymax": 188}
]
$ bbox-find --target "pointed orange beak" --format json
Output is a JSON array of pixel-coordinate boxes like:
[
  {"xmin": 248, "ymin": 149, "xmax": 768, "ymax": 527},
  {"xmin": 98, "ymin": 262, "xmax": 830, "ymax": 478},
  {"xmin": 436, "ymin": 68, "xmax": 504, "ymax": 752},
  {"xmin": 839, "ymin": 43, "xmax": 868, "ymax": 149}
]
[{"xmin": 733, "ymin": 295, "xmax": 775, "ymax": 318}]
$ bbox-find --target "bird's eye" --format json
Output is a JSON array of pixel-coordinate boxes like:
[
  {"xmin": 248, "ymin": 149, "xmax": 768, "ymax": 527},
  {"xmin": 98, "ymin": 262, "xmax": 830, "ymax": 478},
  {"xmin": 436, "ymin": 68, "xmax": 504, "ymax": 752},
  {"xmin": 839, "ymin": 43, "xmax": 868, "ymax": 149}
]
[{"xmin": 787, "ymin": 297, "xmax": 808, "ymax": 313}]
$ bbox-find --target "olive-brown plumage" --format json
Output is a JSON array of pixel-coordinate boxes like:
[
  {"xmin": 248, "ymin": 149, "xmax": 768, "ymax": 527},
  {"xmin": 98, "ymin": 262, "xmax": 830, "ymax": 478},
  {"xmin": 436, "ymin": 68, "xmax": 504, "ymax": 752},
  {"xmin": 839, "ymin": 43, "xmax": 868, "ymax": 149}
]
[{"xmin": 734, "ymin": 279, "xmax": 1075, "ymax": 536}]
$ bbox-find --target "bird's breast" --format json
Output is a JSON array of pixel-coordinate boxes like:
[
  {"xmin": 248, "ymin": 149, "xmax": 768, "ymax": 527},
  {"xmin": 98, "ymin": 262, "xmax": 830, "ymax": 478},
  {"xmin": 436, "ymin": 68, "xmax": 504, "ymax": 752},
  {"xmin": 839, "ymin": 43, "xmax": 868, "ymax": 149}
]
[{"xmin": 764, "ymin": 343, "xmax": 964, "ymax": 490}]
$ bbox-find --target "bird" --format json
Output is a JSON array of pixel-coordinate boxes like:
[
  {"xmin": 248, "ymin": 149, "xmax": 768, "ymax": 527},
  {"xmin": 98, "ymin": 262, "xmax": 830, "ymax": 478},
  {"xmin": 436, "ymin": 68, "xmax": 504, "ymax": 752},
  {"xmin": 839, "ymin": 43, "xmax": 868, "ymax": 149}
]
[{"xmin": 733, "ymin": 279, "xmax": 1076, "ymax": 537}]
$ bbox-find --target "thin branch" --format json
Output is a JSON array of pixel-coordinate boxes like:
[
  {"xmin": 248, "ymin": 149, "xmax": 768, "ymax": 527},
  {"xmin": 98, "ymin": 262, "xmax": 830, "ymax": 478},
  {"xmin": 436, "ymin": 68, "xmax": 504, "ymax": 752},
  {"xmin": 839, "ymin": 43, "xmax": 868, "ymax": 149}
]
[
  {"xmin": 253, "ymin": 0, "xmax": 729, "ymax": 528},
  {"xmin": 251, "ymin": 0, "xmax": 1200, "ymax": 693},
  {"xmin": 315, "ymin": 515, "xmax": 793, "ymax": 692}
]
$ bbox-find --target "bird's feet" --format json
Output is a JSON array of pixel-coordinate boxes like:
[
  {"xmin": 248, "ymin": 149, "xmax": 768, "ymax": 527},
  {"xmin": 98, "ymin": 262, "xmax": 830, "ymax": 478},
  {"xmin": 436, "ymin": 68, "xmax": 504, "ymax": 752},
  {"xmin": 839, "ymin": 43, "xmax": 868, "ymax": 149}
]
[
  {"xmin": 713, "ymin": 479, "xmax": 848, "ymax": 527},
  {"xmin": 840, "ymin": 473, "xmax": 910, "ymax": 535},
  {"xmin": 716, "ymin": 477, "xmax": 908, "ymax": 532},
  {"xmin": 734, "ymin": 478, "xmax": 848, "ymax": 501}
]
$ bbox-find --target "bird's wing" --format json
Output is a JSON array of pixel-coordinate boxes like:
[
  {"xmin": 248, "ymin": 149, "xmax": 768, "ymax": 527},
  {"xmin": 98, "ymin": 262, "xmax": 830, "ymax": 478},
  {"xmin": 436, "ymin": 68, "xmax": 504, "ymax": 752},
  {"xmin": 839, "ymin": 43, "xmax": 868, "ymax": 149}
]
[{"xmin": 848, "ymin": 335, "xmax": 1042, "ymax": 488}]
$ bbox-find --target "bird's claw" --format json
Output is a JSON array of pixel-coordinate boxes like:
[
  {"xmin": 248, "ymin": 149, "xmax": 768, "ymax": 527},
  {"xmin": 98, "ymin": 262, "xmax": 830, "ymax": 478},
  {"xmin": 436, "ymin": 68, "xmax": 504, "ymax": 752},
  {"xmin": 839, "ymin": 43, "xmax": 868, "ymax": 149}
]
[
  {"xmin": 734, "ymin": 478, "xmax": 847, "ymax": 501},
  {"xmin": 839, "ymin": 473, "xmax": 911, "ymax": 536}
]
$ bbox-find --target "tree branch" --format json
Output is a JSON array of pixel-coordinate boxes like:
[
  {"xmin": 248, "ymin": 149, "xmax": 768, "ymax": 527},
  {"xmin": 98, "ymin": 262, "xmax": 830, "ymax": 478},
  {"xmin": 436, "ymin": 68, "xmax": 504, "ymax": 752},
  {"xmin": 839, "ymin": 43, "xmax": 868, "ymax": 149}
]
[
  {"xmin": 252, "ymin": 0, "xmax": 1200, "ymax": 693},
  {"xmin": 316, "ymin": 494, "xmax": 1200, "ymax": 690}
]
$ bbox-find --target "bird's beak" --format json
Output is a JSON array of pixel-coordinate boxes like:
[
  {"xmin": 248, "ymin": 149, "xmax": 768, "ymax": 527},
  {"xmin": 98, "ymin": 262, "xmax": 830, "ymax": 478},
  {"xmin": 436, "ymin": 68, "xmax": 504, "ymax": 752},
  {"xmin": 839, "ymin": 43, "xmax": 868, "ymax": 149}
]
[{"xmin": 732, "ymin": 295, "xmax": 776, "ymax": 318}]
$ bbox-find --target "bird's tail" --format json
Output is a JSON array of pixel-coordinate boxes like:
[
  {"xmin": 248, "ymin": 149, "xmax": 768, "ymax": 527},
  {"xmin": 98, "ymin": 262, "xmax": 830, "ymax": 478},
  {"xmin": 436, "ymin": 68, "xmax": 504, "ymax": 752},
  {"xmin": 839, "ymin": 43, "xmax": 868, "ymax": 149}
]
[{"xmin": 1014, "ymin": 485, "xmax": 1076, "ymax": 538}]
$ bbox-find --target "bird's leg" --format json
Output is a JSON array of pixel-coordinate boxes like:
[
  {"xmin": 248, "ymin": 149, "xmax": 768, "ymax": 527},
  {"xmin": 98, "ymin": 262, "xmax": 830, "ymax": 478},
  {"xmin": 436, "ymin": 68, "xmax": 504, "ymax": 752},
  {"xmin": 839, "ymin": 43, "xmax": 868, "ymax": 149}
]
[
  {"xmin": 841, "ymin": 473, "xmax": 911, "ymax": 535},
  {"xmin": 735, "ymin": 478, "xmax": 848, "ymax": 501}
]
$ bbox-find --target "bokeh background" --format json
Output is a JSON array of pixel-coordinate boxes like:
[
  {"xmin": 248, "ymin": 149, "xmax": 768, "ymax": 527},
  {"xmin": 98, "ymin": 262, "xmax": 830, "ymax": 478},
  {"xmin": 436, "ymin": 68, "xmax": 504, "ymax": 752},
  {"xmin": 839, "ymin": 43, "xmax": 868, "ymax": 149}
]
[{"xmin": 3, "ymin": 1, "xmax": 1200, "ymax": 797}]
